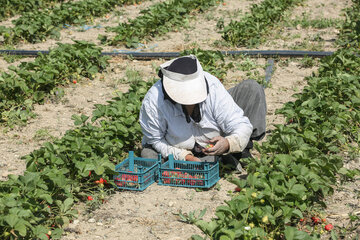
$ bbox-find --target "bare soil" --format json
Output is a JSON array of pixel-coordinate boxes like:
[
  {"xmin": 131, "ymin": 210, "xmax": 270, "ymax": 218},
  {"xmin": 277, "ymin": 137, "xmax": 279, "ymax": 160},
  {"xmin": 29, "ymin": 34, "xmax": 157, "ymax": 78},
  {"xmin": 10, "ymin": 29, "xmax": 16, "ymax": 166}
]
[{"xmin": 0, "ymin": 0, "xmax": 358, "ymax": 239}]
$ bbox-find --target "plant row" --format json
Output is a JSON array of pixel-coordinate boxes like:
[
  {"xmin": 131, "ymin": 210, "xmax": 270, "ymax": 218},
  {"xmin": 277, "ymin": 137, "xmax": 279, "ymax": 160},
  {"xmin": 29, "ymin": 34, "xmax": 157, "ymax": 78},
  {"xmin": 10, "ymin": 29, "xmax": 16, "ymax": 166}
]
[
  {"xmin": 0, "ymin": 0, "xmax": 66, "ymax": 21},
  {"xmin": 222, "ymin": 0, "xmax": 305, "ymax": 47},
  {"xmin": 0, "ymin": 76, "xmax": 152, "ymax": 239},
  {"xmin": 0, "ymin": 0, "xmax": 141, "ymax": 44},
  {"xmin": 100, "ymin": 0, "xmax": 222, "ymax": 47},
  {"xmin": 0, "ymin": 40, "xmax": 109, "ymax": 126},
  {"xmin": 337, "ymin": 0, "xmax": 360, "ymax": 48},
  {"xmin": 190, "ymin": 2, "xmax": 360, "ymax": 239}
]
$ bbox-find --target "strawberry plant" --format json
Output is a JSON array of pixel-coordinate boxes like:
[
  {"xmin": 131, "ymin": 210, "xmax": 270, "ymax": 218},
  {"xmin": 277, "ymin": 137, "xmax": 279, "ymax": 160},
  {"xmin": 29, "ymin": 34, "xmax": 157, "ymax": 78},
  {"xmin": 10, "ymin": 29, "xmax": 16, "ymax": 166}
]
[
  {"xmin": 0, "ymin": 0, "xmax": 65, "ymax": 21},
  {"xmin": 0, "ymin": 72, "xmax": 154, "ymax": 238},
  {"xmin": 285, "ymin": 14, "xmax": 343, "ymax": 29},
  {"xmin": 100, "ymin": 0, "xmax": 222, "ymax": 47},
  {"xmin": 337, "ymin": 0, "xmax": 360, "ymax": 48},
  {"xmin": 222, "ymin": 0, "xmax": 305, "ymax": 47},
  {"xmin": 0, "ymin": 41, "xmax": 109, "ymax": 126},
  {"xmin": 0, "ymin": 0, "xmax": 142, "ymax": 44}
]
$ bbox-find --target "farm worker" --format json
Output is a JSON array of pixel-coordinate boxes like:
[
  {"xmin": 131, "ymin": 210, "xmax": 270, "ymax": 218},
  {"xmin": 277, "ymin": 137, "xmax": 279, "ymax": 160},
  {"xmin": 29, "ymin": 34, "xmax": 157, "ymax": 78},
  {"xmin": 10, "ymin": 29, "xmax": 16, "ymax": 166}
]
[{"xmin": 139, "ymin": 55, "xmax": 266, "ymax": 171}]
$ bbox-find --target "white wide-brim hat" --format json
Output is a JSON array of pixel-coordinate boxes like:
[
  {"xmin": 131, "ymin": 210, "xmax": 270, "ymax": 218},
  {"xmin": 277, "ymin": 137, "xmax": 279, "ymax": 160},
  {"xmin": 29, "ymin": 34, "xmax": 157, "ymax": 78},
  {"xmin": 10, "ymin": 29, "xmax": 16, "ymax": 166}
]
[{"xmin": 160, "ymin": 55, "xmax": 207, "ymax": 105}]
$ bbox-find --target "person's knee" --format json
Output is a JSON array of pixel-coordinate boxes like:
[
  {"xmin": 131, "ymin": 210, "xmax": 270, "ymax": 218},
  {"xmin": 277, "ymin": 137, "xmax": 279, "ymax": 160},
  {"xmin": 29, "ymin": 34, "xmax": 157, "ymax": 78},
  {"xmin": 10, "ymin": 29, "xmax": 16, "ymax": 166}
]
[
  {"xmin": 141, "ymin": 147, "xmax": 158, "ymax": 159},
  {"xmin": 242, "ymin": 79, "xmax": 263, "ymax": 92}
]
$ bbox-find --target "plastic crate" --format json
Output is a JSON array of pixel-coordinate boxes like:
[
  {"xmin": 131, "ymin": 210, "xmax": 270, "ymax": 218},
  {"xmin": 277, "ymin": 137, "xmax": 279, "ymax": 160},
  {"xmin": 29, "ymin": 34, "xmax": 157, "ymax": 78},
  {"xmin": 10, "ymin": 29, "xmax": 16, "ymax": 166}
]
[
  {"xmin": 114, "ymin": 151, "xmax": 160, "ymax": 191},
  {"xmin": 158, "ymin": 155, "xmax": 220, "ymax": 188}
]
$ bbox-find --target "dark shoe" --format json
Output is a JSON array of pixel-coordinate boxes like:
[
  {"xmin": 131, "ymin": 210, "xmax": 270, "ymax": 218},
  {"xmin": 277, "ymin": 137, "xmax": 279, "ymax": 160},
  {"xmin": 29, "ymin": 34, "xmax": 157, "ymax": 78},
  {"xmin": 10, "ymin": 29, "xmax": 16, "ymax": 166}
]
[
  {"xmin": 240, "ymin": 148, "xmax": 253, "ymax": 159},
  {"xmin": 222, "ymin": 148, "xmax": 252, "ymax": 171},
  {"xmin": 221, "ymin": 154, "xmax": 245, "ymax": 173}
]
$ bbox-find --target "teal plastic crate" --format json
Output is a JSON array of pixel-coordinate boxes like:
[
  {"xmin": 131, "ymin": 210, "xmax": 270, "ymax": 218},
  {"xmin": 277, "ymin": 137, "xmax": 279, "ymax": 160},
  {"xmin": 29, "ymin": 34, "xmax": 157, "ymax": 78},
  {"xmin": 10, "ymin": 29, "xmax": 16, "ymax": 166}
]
[
  {"xmin": 114, "ymin": 151, "xmax": 160, "ymax": 191},
  {"xmin": 158, "ymin": 155, "xmax": 220, "ymax": 188}
]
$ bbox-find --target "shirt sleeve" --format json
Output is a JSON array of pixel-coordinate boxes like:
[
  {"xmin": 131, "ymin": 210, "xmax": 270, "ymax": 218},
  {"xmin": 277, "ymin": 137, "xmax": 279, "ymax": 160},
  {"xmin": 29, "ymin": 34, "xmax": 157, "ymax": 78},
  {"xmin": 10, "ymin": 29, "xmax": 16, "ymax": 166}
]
[
  {"xmin": 210, "ymin": 79, "xmax": 253, "ymax": 153},
  {"xmin": 139, "ymin": 95, "xmax": 193, "ymax": 160}
]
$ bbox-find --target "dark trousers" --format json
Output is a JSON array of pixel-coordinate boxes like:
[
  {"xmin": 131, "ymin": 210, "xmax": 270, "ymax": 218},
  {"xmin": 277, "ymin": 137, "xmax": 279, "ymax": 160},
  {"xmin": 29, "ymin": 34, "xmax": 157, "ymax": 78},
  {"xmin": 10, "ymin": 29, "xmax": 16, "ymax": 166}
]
[{"xmin": 141, "ymin": 79, "xmax": 267, "ymax": 162}]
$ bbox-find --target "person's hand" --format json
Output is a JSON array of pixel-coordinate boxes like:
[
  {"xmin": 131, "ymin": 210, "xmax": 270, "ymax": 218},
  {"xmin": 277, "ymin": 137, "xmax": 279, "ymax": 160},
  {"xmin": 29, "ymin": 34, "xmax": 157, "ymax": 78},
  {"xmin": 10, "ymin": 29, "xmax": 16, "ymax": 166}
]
[
  {"xmin": 203, "ymin": 136, "xmax": 229, "ymax": 156},
  {"xmin": 185, "ymin": 154, "xmax": 201, "ymax": 162}
]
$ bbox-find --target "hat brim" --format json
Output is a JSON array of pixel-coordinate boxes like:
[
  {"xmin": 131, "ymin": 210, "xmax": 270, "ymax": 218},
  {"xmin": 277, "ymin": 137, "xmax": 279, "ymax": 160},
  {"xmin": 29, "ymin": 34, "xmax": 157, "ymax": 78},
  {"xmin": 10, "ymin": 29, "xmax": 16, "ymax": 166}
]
[
  {"xmin": 161, "ymin": 55, "xmax": 207, "ymax": 105},
  {"xmin": 163, "ymin": 73, "xmax": 207, "ymax": 105}
]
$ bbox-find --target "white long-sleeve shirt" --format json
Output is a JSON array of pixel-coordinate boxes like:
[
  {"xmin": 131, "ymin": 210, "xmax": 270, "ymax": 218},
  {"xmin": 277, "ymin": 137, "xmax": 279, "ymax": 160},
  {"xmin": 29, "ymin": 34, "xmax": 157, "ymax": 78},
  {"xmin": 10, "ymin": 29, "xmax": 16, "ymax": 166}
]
[{"xmin": 139, "ymin": 72, "xmax": 253, "ymax": 160}]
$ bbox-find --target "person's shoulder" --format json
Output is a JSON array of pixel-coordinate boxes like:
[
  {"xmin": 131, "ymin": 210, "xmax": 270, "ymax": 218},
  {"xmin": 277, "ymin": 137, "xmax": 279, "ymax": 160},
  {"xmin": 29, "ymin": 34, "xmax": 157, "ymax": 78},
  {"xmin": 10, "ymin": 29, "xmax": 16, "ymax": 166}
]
[
  {"xmin": 142, "ymin": 80, "xmax": 165, "ymax": 107},
  {"xmin": 204, "ymin": 72, "xmax": 223, "ymax": 87},
  {"xmin": 143, "ymin": 80, "xmax": 162, "ymax": 100}
]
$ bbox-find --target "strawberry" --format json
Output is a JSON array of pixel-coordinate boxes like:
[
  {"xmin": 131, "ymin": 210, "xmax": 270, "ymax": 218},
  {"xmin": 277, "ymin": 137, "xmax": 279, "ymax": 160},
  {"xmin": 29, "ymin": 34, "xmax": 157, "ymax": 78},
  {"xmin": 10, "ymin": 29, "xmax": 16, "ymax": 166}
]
[
  {"xmin": 325, "ymin": 224, "xmax": 333, "ymax": 231},
  {"xmin": 205, "ymin": 144, "xmax": 214, "ymax": 149},
  {"xmin": 234, "ymin": 187, "xmax": 242, "ymax": 192},
  {"xmin": 87, "ymin": 196, "xmax": 93, "ymax": 201},
  {"xmin": 73, "ymin": 80, "xmax": 77, "ymax": 84},
  {"xmin": 312, "ymin": 217, "xmax": 320, "ymax": 224}
]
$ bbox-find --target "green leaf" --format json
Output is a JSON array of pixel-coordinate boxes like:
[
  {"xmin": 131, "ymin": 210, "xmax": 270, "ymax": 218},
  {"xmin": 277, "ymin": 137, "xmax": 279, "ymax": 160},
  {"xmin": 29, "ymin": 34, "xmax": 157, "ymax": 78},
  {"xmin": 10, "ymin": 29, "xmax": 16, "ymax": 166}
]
[
  {"xmin": 4, "ymin": 214, "xmax": 19, "ymax": 228},
  {"xmin": 50, "ymin": 228, "xmax": 64, "ymax": 239},
  {"xmin": 33, "ymin": 91, "xmax": 45, "ymax": 102},
  {"xmin": 95, "ymin": 165, "xmax": 105, "ymax": 175},
  {"xmin": 40, "ymin": 194, "xmax": 53, "ymax": 204},
  {"xmin": 198, "ymin": 208, "xmax": 207, "ymax": 219},
  {"xmin": 215, "ymin": 228, "xmax": 235, "ymax": 240},
  {"xmin": 338, "ymin": 167, "xmax": 349, "ymax": 175},
  {"xmin": 292, "ymin": 209, "xmax": 304, "ymax": 218},
  {"xmin": 284, "ymin": 226, "xmax": 295, "ymax": 240},
  {"xmin": 191, "ymin": 235, "xmax": 205, "ymax": 240},
  {"xmin": 195, "ymin": 220, "xmax": 217, "ymax": 236},
  {"xmin": 15, "ymin": 221, "xmax": 27, "ymax": 237},
  {"xmin": 63, "ymin": 198, "xmax": 74, "ymax": 213},
  {"xmin": 288, "ymin": 184, "xmax": 307, "ymax": 196},
  {"xmin": 4, "ymin": 198, "xmax": 18, "ymax": 207},
  {"xmin": 71, "ymin": 114, "xmax": 84, "ymax": 126},
  {"xmin": 331, "ymin": 230, "xmax": 338, "ymax": 240}
]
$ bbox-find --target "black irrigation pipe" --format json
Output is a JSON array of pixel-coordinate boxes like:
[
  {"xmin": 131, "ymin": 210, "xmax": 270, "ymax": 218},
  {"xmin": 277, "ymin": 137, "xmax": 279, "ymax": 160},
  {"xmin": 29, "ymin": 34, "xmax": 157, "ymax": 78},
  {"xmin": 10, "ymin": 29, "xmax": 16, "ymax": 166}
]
[{"xmin": 0, "ymin": 49, "xmax": 335, "ymax": 59}]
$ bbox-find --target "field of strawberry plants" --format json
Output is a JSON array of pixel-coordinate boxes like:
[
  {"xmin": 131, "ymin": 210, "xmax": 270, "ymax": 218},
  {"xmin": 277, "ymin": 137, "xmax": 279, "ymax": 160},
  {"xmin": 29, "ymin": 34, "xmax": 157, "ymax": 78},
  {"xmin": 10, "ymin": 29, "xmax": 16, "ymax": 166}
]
[
  {"xmin": 0, "ymin": 0, "xmax": 359, "ymax": 239},
  {"xmin": 0, "ymin": 0, "xmax": 66, "ymax": 21}
]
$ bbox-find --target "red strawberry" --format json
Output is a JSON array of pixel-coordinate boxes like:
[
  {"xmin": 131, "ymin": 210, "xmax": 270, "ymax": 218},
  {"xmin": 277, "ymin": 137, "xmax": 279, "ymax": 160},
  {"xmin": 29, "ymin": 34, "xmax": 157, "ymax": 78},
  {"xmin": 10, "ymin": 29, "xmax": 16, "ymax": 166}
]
[
  {"xmin": 205, "ymin": 144, "xmax": 214, "ymax": 149},
  {"xmin": 312, "ymin": 217, "xmax": 320, "ymax": 224},
  {"xmin": 73, "ymin": 80, "xmax": 77, "ymax": 84},
  {"xmin": 87, "ymin": 196, "xmax": 93, "ymax": 201},
  {"xmin": 234, "ymin": 187, "xmax": 242, "ymax": 192},
  {"xmin": 325, "ymin": 224, "xmax": 333, "ymax": 231}
]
